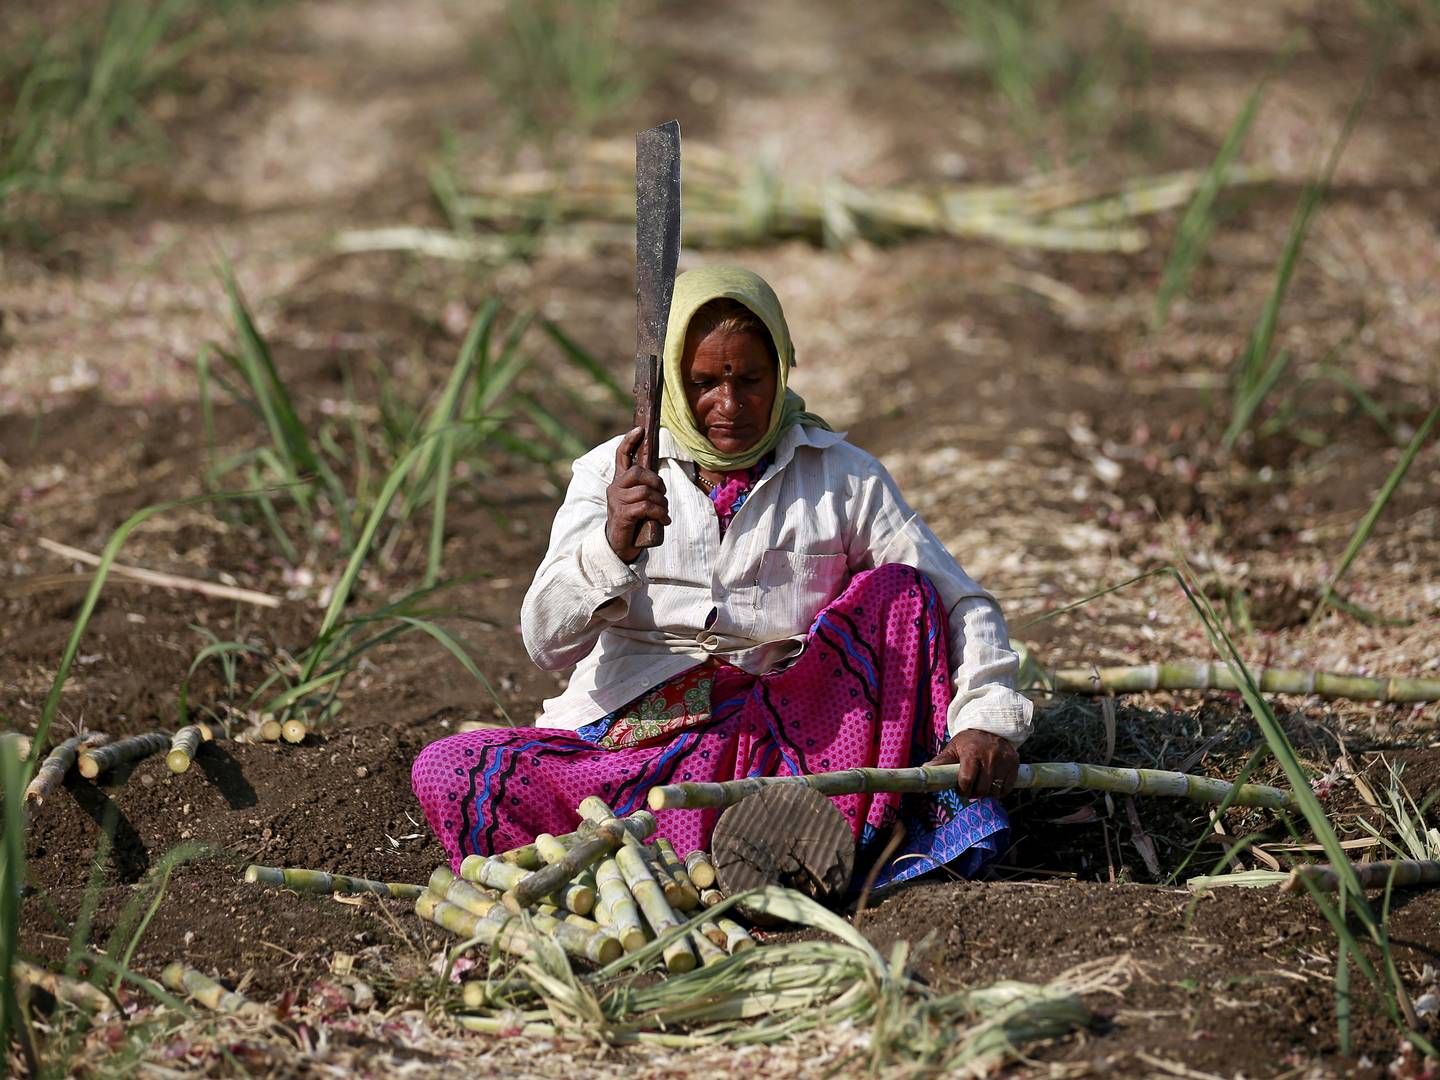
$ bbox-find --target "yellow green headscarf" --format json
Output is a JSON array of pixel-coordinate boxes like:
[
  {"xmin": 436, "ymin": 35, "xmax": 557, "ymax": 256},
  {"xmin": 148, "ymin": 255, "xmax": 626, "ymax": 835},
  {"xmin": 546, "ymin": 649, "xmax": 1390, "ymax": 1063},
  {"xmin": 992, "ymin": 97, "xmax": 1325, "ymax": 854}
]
[{"xmin": 659, "ymin": 265, "xmax": 831, "ymax": 471}]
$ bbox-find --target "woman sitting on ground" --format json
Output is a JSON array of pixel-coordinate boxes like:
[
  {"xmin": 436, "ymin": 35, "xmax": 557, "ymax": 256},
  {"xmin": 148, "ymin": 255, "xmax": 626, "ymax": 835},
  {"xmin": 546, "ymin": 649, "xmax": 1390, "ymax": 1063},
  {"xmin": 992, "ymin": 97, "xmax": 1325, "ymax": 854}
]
[{"xmin": 413, "ymin": 265, "xmax": 1032, "ymax": 891}]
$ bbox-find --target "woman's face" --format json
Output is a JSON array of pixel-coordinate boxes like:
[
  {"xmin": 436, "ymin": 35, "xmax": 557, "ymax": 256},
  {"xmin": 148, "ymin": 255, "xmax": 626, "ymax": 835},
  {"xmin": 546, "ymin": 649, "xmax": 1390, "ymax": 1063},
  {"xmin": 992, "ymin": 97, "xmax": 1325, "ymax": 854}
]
[{"xmin": 681, "ymin": 327, "xmax": 779, "ymax": 456}]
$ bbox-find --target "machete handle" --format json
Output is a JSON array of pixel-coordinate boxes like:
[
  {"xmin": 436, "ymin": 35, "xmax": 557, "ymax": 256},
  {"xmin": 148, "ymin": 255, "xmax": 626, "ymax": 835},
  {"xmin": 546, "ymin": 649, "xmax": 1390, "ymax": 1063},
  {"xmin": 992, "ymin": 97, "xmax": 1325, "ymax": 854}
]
[{"xmin": 632, "ymin": 353, "xmax": 664, "ymax": 550}]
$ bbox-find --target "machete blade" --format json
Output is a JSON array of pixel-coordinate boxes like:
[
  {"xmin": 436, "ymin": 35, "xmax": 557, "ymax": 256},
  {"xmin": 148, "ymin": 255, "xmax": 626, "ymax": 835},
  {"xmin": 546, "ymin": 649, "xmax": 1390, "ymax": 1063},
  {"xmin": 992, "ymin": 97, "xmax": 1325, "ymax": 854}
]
[{"xmin": 635, "ymin": 119, "xmax": 681, "ymax": 362}]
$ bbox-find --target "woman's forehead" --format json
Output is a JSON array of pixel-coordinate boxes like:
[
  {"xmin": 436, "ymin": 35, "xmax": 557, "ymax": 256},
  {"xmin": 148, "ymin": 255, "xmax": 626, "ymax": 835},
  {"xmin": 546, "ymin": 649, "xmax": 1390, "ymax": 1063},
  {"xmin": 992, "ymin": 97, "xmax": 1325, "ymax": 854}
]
[{"xmin": 685, "ymin": 328, "xmax": 774, "ymax": 372}]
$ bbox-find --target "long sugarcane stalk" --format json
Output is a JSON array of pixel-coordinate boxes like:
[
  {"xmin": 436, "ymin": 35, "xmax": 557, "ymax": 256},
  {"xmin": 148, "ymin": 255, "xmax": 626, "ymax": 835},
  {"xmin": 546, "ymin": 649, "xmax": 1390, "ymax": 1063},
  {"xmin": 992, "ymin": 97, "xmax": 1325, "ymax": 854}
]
[
  {"xmin": 614, "ymin": 844, "xmax": 696, "ymax": 974},
  {"xmin": 1046, "ymin": 661, "xmax": 1440, "ymax": 702},
  {"xmin": 648, "ymin": 762, "xmax": 1297, "ymax": 812},
  {"xmin": 12, "ymin": 959, "xmax": 114, "ymax": 1012},
  {"xmin": 452, "ymin": 149, "xmax": 1264, "ymax": 255},
  {"xmin": 1283, "ymin": 860, "xmax": 1440, "ymax": 895},
  {"xmin": 78, "ymin": 731, "xmax": 169, "ymax": 780},
  {"xmin": 24, "ymin": 733, "xmax": 108, "ymax": 821},
  {"xmin": 684, "ymin": 849, "xmax": 717, "ymax": 889},
  {"xmin": 593, "ymin": 856, "xmax": 647, "ymax": 953},
  {"xmin": 244, "ymin": 864, "xmax": 424, "ymax": 899},
  {"xmin": 161, "ymin": 962, "xmax": 265, "ymax": 1017}
]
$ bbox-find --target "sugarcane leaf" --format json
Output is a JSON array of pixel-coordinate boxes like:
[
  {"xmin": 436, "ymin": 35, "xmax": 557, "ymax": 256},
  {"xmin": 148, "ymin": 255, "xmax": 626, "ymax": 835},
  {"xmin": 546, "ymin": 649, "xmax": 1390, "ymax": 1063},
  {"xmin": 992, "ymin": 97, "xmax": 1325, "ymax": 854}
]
[{"xmin": 1311, "ymin": 406, "xmax": 1438, "ymax": 626}]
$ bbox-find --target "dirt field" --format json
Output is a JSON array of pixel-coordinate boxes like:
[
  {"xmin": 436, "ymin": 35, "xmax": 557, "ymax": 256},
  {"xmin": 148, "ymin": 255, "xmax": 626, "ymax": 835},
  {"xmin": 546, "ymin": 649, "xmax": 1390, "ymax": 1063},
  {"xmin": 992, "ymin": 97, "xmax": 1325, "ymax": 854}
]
[{"xmin": 3, "ymin": 0, "xmax": 1439, "ymax": 1075}]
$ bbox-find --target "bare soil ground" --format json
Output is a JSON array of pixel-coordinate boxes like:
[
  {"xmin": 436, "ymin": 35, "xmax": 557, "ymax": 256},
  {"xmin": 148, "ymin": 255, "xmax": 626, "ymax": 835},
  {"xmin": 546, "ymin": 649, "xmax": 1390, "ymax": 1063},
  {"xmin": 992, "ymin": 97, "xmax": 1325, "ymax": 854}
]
[{"xmin": 3, "ymin": 0, "xmax": 1439, "ymax": 1075}]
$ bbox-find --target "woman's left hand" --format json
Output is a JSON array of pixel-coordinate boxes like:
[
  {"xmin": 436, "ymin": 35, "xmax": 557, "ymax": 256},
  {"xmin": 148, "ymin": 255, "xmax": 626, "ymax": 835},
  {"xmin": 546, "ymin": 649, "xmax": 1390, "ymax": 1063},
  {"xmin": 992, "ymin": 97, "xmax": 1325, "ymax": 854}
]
[{"xmin": 925, "ymin": 729, "xmax": 1019, "ymax": 799}]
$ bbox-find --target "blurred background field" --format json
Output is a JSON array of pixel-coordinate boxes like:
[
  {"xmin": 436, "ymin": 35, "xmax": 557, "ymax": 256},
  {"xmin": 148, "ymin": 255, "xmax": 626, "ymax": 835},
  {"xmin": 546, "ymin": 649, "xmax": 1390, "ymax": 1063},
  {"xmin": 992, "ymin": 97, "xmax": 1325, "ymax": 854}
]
[{"xmin": 2, "ymin": 0, "xmax": 1439, "ymax": 1074}]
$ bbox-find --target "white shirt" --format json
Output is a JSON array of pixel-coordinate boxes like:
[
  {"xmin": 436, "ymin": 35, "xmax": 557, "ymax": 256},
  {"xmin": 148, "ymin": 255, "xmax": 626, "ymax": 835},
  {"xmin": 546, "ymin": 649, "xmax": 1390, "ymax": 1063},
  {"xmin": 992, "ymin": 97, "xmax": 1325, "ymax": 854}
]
[{"xmin": 521, "ymin": 424, "xmax": 1034, "ymax": 744}]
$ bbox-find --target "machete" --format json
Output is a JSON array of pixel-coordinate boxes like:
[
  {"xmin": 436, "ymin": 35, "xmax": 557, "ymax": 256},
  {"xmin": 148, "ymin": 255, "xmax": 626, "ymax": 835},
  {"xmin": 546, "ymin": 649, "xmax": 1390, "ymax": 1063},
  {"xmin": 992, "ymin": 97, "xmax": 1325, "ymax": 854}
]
[{"xmin": 632, "ymin": 119, "xmax": 681, "ymax": 550}]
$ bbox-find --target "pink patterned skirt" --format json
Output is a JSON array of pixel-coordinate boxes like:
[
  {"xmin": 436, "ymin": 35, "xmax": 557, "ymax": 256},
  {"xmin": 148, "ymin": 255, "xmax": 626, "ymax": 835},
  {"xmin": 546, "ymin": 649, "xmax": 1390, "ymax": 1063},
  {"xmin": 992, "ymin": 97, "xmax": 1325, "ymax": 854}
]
[{"xmin": 411, "ymin": 563, "xmax": 1008, "ymax": 892}]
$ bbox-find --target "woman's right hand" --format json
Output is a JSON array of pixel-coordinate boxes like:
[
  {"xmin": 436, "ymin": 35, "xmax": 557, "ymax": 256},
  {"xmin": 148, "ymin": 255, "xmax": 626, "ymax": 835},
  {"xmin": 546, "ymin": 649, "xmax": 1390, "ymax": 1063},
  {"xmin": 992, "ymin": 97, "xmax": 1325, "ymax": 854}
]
[{"xmin": 606, "ymin": 427, "xmax": 670, "ymax": 563}]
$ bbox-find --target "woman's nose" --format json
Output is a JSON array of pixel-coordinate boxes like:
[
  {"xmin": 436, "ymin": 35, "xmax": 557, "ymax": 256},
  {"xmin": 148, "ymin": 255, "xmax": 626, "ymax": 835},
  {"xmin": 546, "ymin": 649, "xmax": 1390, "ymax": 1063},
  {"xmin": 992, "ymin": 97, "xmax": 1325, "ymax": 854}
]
[{"xmin": 716, "ymin": 383, "xmax": 741, "ymax": 417}]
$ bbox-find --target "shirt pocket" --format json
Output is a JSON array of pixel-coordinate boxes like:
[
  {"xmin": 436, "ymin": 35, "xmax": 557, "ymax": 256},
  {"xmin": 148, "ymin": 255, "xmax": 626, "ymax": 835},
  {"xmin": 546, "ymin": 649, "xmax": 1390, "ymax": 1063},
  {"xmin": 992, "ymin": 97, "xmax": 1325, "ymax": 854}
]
[{"xmin": 753, "ymin": 549, "xmax": 848, "ymax": 635}]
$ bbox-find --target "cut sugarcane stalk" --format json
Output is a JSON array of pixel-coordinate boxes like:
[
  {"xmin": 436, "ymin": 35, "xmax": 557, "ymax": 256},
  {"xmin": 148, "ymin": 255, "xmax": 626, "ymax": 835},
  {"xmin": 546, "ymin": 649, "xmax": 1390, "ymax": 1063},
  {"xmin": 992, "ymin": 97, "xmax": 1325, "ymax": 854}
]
[
  {"xmin": 699, "ymin": 887, "xmax": 724, "ymax": 909},
  {"xmin": 594, "ymin": 857, "xmax": 647, "ymax": 952},
  {"xmin": 497, "ymin": 842, "xmax": 544, "ymax": 870},
  {"xmin": 505, "ymin": 814, "xmax": 646, "ymax": 909},
  {"xmin": 243, "ymin": 864, "xmax": 423, "ymax": 899},
  {"xmin": 430, "ymin": 865, "xmax": 503, "ymax": 915},
  {"xmin": 576, "ymin": 799, "xmax": 685, "ymax": 908},
  {"xmin": 281, "ymin": 719, "xmax": 308, "ymax": 744},
  {"xmin": 691, "ymin": 929, "xmax": 728, "ymax": 967},
  {"xmin": 1048, "ymin": 661, "xmax": 1440, "ymax": 702},
  {"xmin": 653, "ymin": 838, "xmax": 700, "ymax": 910},
  {"xmin": 415, "ymin": 890, "xmax": 535, "ymax": 960},
  {"xmin": 461, "ymin": 979, "xmax": 538, "ymax": 1010},
  {"xmin": 161, "ymin": 962, "xmax": 265, "ymax": 1016},
  {"xmin": 24, "ymin": 733, "xmax": 108, "ymax": 819},
  {"xmin": 455, "ymin": 1014, "xmax": 556, "ymax": 1037},
  {"xmin": 644, "ymin": 846, "xmax": 687, "ymax": 910},
  {"xmin": 12, "ymin": 959, "xmax": 113, "ymax": 1011},
  {"xmin": 648, "ymin": 761, "xmax": 1297, "ymax": 812},
  {"xmin": 167, "ymin": 726, "xmax": 204, "ymax": 774},
  {"xmin": 536, "ymin": 903, "xmax": 604, "ymax": 934},
  {"xmin": 576, "ymin": 798, "xmax": 658, "ymax": 844},
  {"xmin": 460, "ymin": 854, "xmax": 527, "ymax": 892},
  {"xmin": 418, "ymin": 888, "xmax": 613, "ymax": 963},
  {"xmin": 497, "ymin": 821, "xmax": 624, "ymax": 871},
  {"xmin": 697, "ymin": 917, "xmax": 727, "ymax": 948},
  {"xmin": 684, "ymin": 849, "xmax": 717, "ymax": 889},
  {"xmin": 78, "ymin": 731, "xmax": 169, "ymax": 780},
  {"xmin": 462, "ymin": 855, "xmax": 596, "ymax": 916},
  {"xmin": 258, "ymin": 717, "xmax": 283, "ymax": 742},
  {"xmin": 717, "ymin": 917, "xmax": 756, "ymax": 953},
  {"xmin": 615, "ymin": 844, "xmax": 696, "ymax": 973},
  {"xmin": 534, "ymin": 833, "xmax": 571, "ymax": 866},
  {"xmin": 1283, "ymin": 860, "xmax": 1440, "ymax": 894}
]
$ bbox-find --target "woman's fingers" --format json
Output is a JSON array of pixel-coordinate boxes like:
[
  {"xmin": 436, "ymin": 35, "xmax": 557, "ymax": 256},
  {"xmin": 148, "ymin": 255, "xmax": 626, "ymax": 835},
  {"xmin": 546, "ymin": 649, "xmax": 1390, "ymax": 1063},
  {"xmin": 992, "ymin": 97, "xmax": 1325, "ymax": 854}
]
[
  {"xmin": 615, "ymin": 465, "xmax": 667, "ymax": 494},
  {"xmin": 615, "ymin": 426, "xmax": 643, "ymax": 472},
  {"xmin": 933, "ymin": 729, "xmax": 1019, "ymax": 799},
  {"xmin": 954, "ymin": 752, "xmax": 980, "ymax": 797}
]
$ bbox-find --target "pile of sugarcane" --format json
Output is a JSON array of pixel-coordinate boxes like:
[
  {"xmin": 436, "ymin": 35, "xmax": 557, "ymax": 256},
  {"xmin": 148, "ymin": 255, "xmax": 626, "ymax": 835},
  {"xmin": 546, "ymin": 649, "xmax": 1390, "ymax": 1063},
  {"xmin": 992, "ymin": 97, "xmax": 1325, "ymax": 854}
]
[
  {"xmin": 336, "ymin": 140, "xmax": 1269, "ymax": 261},
  {"xmin": 413, "ymin": 797, "xmax": 752, "ymax": 974},
  {"xmin": 240, "ymin": 797, "xmax": 754, "ymax": 980}
]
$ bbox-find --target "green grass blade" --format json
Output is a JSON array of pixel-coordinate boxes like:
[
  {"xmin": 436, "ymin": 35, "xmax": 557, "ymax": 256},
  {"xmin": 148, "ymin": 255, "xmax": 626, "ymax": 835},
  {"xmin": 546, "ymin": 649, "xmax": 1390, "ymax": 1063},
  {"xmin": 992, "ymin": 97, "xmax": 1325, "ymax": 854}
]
[
  {"xmin": 1226, "ymin": 67, "xmax": 1375, "ymax": 447},
  {"xmin": 1310, "ymin": 406, "xmax": 1438, "ymax": 625},
  {"xmin": 1223, "ymin": 347, "xmax": 1293, "ymax": 447},
  {"xmin": 394, "ymin": 616, "xmax": 511, "ymax": 723},
  {"xmin": 425, "ymin": 430, "xmax": 454, "ymax": 588},
  {"xmin": 0, "ymin": 740, "xmax": 30, "ymax": 1062},
  {"xmin": 300, "ymin": 433, "xmax": 450, "ymax": 686},
  {"xmin": 220, "ymin": 264, "xmax": 319, "ymax": 478},
  {"xmin": 540, "ymin": 317, "xmax": 629, "ymax": 406},
  {"xmin": 1154, "ymin": 75, "xmax": 1268, "ymax": 327}
]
